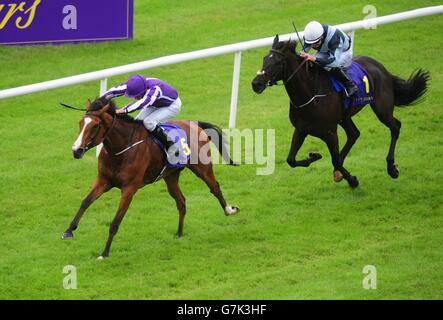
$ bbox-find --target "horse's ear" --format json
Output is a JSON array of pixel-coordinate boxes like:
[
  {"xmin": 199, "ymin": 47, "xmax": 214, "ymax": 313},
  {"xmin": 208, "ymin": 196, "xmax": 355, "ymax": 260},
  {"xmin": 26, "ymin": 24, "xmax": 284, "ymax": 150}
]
[
  {"xmin": 85, "ymin": 99, "xmax": 91, "ymax": 111},
  {"xmin": 101, "ymin": 104, "xmax": 110, "ymax": 114},
  {"xmin": 273, "ymin": 35, "xmax": 279, "ymax": 48}
]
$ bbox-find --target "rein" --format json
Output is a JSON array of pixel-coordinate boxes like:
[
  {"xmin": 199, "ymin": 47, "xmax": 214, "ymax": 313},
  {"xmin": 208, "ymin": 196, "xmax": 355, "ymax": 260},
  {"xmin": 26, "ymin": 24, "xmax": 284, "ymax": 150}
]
[
  {"xmin": 64, "ymin": 102, "xmax": 147, "ymax": 156},
  {"xmin": 86, "ymin": 111, "xmax": 117, "ymax": 144},
  {"xmin": 285, "ymin": 57, "xmax": 307, "ymax": 84},
  {"xmin": 269, "ymin": 49, "xmax": 328, "ymax": 108},
  {"xmin": 269, "ymin": 49, "xmax": 307, "ymax": 85},
  {"xmin": 100, "ymin": 115, "xmax": 146, "ymax": 156},
  {"xmin": 114, "ymin": 138, "xmax": 146, "ymax": 156},
  {"xmin": 83, "ymin": 112, "xmax": 137, "ymax": 156}
]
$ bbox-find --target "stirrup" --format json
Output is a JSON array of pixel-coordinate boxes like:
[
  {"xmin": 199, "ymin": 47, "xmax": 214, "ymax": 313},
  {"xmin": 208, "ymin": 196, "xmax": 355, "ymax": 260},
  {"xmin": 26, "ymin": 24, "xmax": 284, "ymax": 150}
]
[
  {"xmin": 344, "ymin": 85, "xmax": 357, "ymax": 97},
  {"xmin": 165, "ymin": 143, "xmax": 183, "ymax": 164},
  {"xmin": 166, "ymin": 143, "xmax": 179, "ymax": 157}
]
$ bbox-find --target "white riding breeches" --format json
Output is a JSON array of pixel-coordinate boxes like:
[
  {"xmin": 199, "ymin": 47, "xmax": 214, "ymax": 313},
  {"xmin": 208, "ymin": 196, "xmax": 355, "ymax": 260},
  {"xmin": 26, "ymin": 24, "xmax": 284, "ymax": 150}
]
[{"xmin": 135, "ymin": 97, "xmax": 182, "ymax": 131}]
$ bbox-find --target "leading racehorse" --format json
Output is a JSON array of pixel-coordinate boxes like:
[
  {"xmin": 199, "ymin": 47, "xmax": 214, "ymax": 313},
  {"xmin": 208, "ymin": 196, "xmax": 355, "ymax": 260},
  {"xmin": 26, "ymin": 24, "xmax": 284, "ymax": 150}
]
[
  {"xmin": 252, "ymin": 35, "xmax": 430, "ymax": 187},
  {"xmin": 62, "ymin": 97, "xmax": 239, "ymax": 259}
]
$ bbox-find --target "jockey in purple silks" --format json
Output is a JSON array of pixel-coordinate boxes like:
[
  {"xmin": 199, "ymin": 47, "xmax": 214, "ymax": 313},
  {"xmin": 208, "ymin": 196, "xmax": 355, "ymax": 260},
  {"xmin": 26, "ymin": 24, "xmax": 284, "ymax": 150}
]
[{"xmin": 101, "ymin": 74, "xmax": 181, "ymax": 161}]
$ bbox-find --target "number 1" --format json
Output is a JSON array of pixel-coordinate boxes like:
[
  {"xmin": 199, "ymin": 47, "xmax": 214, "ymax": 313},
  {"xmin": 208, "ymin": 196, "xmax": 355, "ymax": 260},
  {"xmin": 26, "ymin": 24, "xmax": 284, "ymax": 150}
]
[{"xmin": 362, "ymin": 75, "xmax": 370, "ymax": 93}]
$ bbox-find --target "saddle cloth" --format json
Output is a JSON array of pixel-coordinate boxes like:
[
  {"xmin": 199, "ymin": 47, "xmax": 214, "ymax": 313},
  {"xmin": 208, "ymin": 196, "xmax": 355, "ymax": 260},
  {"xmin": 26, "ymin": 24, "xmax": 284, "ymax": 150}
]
[
  {"xmin": 327, "ymin": 61, "xmax": 375, "ymax": 110},
  {"xmin": 153, "ymin": 123, "xmax": 191, "ymax": 168}
]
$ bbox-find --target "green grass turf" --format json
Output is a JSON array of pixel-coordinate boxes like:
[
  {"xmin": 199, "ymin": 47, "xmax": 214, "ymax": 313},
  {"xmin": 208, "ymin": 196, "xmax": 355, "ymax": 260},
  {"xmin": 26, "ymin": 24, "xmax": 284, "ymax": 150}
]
[{"xmin": 0, "ymin": 0, "xmax": 442, "ymax": 299}]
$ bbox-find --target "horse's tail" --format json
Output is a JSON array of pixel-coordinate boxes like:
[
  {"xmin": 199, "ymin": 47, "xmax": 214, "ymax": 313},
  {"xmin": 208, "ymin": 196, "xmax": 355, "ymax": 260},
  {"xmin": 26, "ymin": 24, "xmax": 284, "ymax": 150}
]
[
  {"xmin": 393, "ymin": 69, "xmax": 430, "ymax": 107},
  {"xmin": 197, "ymin": 121, "xmax": 238, "ymax": 166}
]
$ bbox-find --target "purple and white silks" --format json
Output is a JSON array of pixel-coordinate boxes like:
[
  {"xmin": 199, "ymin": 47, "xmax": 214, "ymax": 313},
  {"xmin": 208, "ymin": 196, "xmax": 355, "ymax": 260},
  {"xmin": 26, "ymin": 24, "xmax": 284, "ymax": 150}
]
[{"xmin": 102, "ymin": 77, "xmax": 179, "ymax": 113}]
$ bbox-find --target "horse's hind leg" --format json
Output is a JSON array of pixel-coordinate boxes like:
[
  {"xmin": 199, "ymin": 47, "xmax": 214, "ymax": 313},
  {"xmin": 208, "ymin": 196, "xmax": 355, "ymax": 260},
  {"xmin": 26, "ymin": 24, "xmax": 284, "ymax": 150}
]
[
  {"xmin": 338, "ymin": 118, "xmax": 360, "ymax": 166},
  {"xmin": 370, "ymin": 103, "xmax": 401, "ymax": 178},
  {"xmin": 189, "ymin": 163, "xmax": 239, "ymax": 216},
  {"xmin": 163, "ymin": 171, "xmax": 187, "ymax": 237},
  {"xmin": 62, "ymin": 177, "xmax": 111, "ymax": 240}
]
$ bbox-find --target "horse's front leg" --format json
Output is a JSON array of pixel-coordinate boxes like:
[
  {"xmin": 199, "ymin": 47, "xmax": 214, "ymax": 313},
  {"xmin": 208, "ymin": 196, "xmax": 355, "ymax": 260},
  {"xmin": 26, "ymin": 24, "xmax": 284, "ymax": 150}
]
[
  {"xmin": 98, "ymin": 185, "xmax": 138, "ymax": 259},
  {"xmin": 62, "ymin": 177, "xmax": 111, "ymax": 239},
  {"xmin": 323, "ymin": 129, "xmax": 359, "ymax": 188},
  {"xmin": 338, "ymin": 118, "xmax": 360, "ymax": 166},
  {"xmin": 286, "ymin": 129, "xmax": 322, "ymax": 168}
]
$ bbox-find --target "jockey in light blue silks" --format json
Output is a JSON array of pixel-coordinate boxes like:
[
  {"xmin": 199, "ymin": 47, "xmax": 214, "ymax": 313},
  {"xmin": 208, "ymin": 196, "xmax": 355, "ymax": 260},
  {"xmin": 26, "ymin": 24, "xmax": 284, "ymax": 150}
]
[
  {"xmin": 300, "ymin": 21, "xmax": 358, "ymax": 97},
  {"xmin": 101, "ymin": 74, "xmax": 182, "ymax": 161}
]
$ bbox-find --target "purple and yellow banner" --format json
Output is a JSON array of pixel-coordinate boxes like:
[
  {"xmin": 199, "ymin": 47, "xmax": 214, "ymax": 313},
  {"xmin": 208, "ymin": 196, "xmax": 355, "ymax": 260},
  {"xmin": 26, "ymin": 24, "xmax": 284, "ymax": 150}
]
[{"xmin": 0, "ymin": 0, "xmax": 133, "ymax": 45}]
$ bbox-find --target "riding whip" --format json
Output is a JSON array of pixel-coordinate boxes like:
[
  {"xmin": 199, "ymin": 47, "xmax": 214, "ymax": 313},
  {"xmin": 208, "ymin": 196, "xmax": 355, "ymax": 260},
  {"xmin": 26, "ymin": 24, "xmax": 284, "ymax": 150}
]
[
  {"xmin": 59, "ymin": 102, "xmax": 87, "ymax": 111},
  {"xmin": 292, "ymin": 21, "xmax": 304, "ymax": 46}
]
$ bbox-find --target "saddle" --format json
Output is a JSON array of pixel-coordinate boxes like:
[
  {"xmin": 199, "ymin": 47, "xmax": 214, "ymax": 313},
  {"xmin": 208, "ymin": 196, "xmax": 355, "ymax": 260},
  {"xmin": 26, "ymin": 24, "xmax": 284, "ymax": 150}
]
[
  {"xmin": 152, "ymin": 124, "xmax": 191, "ymax": 168},
  {"xmin": 327, "ymin": 61, "xmax": 375, "ymax": 110}
]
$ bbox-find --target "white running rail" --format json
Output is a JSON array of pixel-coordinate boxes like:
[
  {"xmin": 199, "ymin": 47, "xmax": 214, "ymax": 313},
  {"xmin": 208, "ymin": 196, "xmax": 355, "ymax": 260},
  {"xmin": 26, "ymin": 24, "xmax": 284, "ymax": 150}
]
[{"xmin": 1, "ymin": 5, "xmax": 442, "ymax": 129}]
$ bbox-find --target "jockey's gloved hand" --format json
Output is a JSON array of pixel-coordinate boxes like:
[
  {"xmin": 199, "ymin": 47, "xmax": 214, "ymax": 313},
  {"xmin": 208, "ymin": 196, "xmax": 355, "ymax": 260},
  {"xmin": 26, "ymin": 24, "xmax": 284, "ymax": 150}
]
[{"xmin": 300, "ymin": 52, "xmax": 316, "ymax": 62}]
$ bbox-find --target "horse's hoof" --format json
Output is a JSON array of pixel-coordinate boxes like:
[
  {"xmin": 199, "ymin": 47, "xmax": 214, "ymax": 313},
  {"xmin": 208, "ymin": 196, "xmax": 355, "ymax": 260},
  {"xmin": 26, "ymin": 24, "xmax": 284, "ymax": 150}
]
[
  {"xmin": 225, "ymin": 205, "xmax": 239, "ymax": 216},
  {"xmin": 348, "ymin": 176, "xmax": 359, "ymax": 188},
  {"xmin": 388, "ymin": 165, "xmax": 400, "ymax": 179},
  {"xmin": 309, "ymin": 152, "xmax": 322, "ymax": 161},
  {"xmin": 333, "ymin": 170, "xmax": 344, "ymax": 182},
  {"xmin": 286, "ymin": 158, "xmax": 297, "ymax": 168},
  {"xmin": 175, "ymin": 232, "xmax": 184, "ymax": 238},
  {"xmin": 97, "ymin": 255, "xmax": 108, "ymax": 260},
  {"xmin": 61, "ymin": 231, "xmax": 73, "ymax": 240}
]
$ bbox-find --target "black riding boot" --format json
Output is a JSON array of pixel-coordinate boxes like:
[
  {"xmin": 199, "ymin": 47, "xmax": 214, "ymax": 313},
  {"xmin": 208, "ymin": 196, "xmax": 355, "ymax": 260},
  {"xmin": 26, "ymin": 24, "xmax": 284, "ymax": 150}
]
[
  {"xmin": 151, "ymin": 125, "xmax": 179, "ymax": 160},
  {"xmin": 330, "ymin": 67, "xmax": 358, "ymax": 97}
]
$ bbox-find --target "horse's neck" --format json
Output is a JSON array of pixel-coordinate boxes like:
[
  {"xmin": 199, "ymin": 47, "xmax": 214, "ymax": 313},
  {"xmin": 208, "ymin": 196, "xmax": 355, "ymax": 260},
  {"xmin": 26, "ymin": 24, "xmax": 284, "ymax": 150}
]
[
  {"xmin": 284, "ymin": 55, "xmax": 315, "ymax": 106},
  {"xmin": 103, "ymin": 118, "xmax": 146, "ymax": 154}
]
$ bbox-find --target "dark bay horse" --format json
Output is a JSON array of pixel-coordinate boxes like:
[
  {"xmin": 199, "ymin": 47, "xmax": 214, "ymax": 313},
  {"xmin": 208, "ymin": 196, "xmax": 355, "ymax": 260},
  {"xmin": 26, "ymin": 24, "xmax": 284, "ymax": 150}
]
[
  {"xmin": 252, "ymin": 35, "xmax": 430, "ymax": 187},
  {"xmin": 62, "ymin": 97, "xmax": 239, "ymax": 259}
]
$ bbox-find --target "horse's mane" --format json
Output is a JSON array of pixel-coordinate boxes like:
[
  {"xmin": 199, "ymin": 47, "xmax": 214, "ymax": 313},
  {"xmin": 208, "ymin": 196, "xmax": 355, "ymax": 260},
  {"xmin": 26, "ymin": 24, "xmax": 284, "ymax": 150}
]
[
  {"xmin": 276, "ymin": 39, "xmax": 326, "ymax": 74},
  {"xmin": 90, "ymin": 97, "xmax": 143, "ymax": 124},
  {"xmin": 274, "ymin": 39, "xmax": 307, "ymax": 64}
]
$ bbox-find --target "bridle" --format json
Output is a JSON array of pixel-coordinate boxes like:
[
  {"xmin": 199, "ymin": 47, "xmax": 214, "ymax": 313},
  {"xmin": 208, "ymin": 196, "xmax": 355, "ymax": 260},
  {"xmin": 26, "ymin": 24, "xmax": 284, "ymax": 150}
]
[
  {"xmin": 64, "ymin": 102, "xmax": 146, "ymax": 156},
  {"xmin": 260, "ymin": 48, "xmax": 327, "ymax": 108},
  {"xmin": 82, "ymin": 112, "xmax": 116, "ymax": 151},
  {"xmin": 268, "ymin": 49, "xmax": 308, "ymax": 85},
  {"xmin": 84, "ymin": 112, "xmax": 146, "ymax": 156}
]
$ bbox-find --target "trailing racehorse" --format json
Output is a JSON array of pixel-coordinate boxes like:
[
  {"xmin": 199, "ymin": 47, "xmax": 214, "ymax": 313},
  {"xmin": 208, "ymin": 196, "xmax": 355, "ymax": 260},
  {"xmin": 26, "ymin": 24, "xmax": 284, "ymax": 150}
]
[
  {"xmin": 252, "ymin": 35, "xmax": 429, "ymax": 187},
  {"xmin": 62, "ymin": 97, "xmax": 239, "ymax": 259}
]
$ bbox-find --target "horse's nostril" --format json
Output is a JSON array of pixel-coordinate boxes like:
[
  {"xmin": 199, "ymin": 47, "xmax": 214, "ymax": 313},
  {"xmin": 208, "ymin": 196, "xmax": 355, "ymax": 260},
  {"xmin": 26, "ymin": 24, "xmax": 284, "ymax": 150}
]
[
  {"xmin": 73, "ymin": 148, "xmax": 85, "ymax": 159},
  {"xmin": 252, "ymin": 79, "xmax": 265, "ymax": 93}
]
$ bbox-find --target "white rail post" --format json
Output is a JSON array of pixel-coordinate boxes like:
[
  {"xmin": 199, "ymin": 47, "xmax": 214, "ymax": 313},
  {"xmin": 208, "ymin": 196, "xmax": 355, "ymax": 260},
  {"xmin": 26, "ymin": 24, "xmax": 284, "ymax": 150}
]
[
  {"xmin": 229, "ymin": 51, "xmax": 242, "ymax": 129},
  {"xmin": 100, "ymin": 78, "xmax": 108, "ymax": 96},
  {"xmin": 96, "ymin": 78, "xmax": 108, "ymax": 157},
  {"xmin": 349, "ymin": 30, "xmax": 356, "ymax": 51}
]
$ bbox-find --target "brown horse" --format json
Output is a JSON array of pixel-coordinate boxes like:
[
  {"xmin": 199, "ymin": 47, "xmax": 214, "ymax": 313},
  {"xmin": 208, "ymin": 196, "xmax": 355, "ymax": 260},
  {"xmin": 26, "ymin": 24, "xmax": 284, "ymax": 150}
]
[
  {"xmin": 62, "ymin": 97, "xmax": 239, "ymax": 259},
  {"xmin": 252, "ymin": 35, "xmax": 430, "ymax": 187}
]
